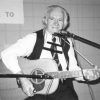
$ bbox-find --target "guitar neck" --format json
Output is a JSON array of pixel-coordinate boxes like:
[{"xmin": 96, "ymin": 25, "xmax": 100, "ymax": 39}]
[{"xmin": 46, "ymin": 69, "xmax": 100, "ymax": 79}]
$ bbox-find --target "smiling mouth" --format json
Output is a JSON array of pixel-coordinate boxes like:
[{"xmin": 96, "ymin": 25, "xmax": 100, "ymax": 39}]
[{"xmin": 52, "ymin": 26, "xmax": 59, "ymax": 29}]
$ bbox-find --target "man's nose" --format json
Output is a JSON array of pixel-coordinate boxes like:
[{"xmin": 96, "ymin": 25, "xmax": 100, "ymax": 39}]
[{"xmin": 54, "ymin": 20, "xmax": 59, "ymax": 25}]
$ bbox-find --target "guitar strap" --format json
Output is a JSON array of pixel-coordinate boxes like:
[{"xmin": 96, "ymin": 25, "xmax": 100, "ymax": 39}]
[
  {"xmin": 51, "ymin": 37, "xmax": 62, "ymax": 71},
  {"xmin": 61, "ymin": 37, "xmax": 70, "ymax": 70}
]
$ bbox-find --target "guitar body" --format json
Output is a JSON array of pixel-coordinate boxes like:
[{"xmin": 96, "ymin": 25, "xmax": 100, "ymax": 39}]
[{"xmin": 18, "ymin": 58, "xmax": 59, "ymax": 95}]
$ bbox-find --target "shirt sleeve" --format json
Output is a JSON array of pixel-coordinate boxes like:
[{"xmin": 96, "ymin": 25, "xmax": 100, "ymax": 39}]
[
  {"xmin": 67, "ymin": 38, "xmax": 81, "ymax": 71},
  {"xmin": 1, "ymin": 33, "xmax": 37, "ymax": 74}
]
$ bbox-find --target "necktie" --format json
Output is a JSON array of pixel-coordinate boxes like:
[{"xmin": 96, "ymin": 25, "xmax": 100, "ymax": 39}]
[{"xmin": 51, "ymin": 37, "xmax": 62, "ymax": 71}]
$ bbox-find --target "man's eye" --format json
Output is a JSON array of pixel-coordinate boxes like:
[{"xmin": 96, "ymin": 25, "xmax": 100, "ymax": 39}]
[
  {"xmin": 59, "ymin": 19, "xmax": 63, "ymax": 22},
  {"xmin": 49, "ymin": 18, "xmax": 54, "ymax": 20}
]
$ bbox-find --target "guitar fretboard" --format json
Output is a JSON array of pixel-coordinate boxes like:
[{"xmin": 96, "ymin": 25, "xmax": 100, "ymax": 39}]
[
  {"xmin": 46, "ymin": 69, "xmax": 99, "ymax": 79},
  {"xmin": 46, "ymin": 70, "xmax": 83, "ymax": 79}
]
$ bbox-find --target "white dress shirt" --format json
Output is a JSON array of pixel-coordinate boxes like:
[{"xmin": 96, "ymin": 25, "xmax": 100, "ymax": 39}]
[{"xmin": 1, "ymin": 31, "xmax": 81, "ymax": 74}]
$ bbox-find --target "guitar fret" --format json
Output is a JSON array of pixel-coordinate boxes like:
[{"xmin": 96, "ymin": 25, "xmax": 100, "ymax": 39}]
[{"xmin": 71, "ymin": 70, "xmax": 83, "ymax": 78}]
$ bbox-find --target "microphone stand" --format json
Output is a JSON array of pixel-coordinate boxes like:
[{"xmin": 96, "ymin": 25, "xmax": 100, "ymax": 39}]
[
  {"xmin": 67, "ymin": 32, "xmax": 100, "ymax": 49},
  {"xmin": 54, "ymin": 31, "xmax": 100, "ymax": 49},
  {"xmin": 61, "ymin": 38, "xmax": 96, "ymax": 68}
]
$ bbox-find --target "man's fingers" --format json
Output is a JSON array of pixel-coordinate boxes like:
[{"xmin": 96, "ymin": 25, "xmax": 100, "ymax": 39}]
[
  {"xmin": 29, "ymin": 88, "xmax": 35, "ymax": 96},
  {"xmin": 83, "ymin": 69, "xmax": 100, "ymax": 81}
]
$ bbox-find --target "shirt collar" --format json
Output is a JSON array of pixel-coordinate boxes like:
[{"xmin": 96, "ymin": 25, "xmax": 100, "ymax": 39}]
[
  {"xmin": 44, "ymin": 30, "xmax": 60, "ymax": 43},
  {"xmin": 44, "ymin": 30, "xmax": 52, "ymax": 43}
]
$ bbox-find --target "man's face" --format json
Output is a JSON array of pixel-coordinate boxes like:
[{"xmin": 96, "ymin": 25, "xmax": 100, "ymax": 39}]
[{"xmin": 46, "ymin": 8, "xmax": 64, "ymax": 34}]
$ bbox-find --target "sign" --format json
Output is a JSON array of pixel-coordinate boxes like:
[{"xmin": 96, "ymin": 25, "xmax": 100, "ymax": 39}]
[{"xmin": 0, "ymin": 0, "xmax": 24, "ymax": 24}]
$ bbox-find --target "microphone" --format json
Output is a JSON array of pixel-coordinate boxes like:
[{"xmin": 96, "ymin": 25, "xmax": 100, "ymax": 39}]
[
  {"xmin": 53, "ymin": 33, "xmax": 65, "ymax": 38},
  {"xmin": 53, "ymin": 31, "xmax": 75, "ymax": 38}
]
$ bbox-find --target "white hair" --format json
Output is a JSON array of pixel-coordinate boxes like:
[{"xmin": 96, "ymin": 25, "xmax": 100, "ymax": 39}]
[{"xmin": 42, "ymin": 5, "xmax": 70, "ymax": 30}]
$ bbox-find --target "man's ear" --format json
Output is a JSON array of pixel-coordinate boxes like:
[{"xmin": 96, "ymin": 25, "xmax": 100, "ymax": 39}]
[{"xmin": 42, "ymin": 16, "xmax": 48, "ymax": 26}]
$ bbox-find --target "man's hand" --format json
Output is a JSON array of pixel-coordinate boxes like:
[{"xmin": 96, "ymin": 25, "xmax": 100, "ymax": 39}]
[
  {"xmin": 16, "ymin": 71, "xmax": 36, "ymax": 96},
  {"xmin": 19, "ymin": 78, "xmax": 36, "ymax": 96},
  {"xmin": 83, "ymin": 68, "xmax": 100, "ymax": 81}
]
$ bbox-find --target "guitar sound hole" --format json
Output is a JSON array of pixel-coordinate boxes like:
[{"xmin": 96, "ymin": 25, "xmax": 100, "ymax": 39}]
[
  {"xmin": 30, "ymin": 68, "xmax": 45, "ymax": 84},
  {"xmin": 30, "ymin": 68, "xmax": 45, "ymax": 92}
]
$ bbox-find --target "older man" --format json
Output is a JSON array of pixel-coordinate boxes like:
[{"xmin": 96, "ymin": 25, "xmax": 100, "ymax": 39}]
[{"xmin": 1, "ymin": 5, "xmax": 99, "ymax": 100}]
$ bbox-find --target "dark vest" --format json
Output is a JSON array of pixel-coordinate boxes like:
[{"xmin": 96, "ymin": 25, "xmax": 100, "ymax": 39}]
[
  {"xmin": 25, "ymin": 29, "xmax": 76, "ymax": 95},
  {"xmin": 26, "ymin": 29, "xmax": 44, "ymax": 60},
  {"xmin": 26, "ymin": 29, "xmax": 70, "ymax": 66}
]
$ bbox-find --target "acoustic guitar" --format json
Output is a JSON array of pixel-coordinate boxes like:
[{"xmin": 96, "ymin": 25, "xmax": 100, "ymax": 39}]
[{"xmin": 18, "ymin": 57, "xmax": 99, "ymax": 95}]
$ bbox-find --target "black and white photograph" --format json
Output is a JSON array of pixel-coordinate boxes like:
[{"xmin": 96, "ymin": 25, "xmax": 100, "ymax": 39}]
[{"xmin": 0, "ymin": 0, "xmax": 100, "ymax": 100}]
